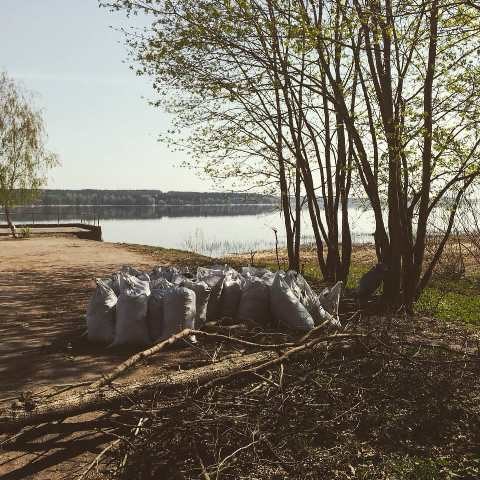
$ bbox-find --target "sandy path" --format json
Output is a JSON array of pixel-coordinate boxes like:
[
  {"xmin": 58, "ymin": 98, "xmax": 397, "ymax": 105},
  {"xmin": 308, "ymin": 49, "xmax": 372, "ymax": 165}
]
[
  {"xmin": 0, "ymin": 236, "xmax": 151, "ymax": 273},
  {"xmin": 0, "ymin": 237, "xmax": 204, "ymax": 479},
  {"xmin": 0, "ymin": 237, "xmax": 156, "ymax": 395}
]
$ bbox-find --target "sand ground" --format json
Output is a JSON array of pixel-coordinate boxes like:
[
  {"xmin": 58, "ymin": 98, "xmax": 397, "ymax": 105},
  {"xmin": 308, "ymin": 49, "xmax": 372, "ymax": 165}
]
[
  {"xmin": 0, "ymin": 236, "xmax": 156, "ymax": 396},
  {"xmin": 0, "ymin": 236, "xmax": 208, "ymax": 479}
]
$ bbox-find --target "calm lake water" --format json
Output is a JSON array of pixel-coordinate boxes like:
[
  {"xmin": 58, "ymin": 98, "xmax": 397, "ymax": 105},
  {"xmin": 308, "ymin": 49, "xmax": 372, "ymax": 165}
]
[{"xmin": 8, "ymin": 203, "xmax": 376, "ymax": 257}]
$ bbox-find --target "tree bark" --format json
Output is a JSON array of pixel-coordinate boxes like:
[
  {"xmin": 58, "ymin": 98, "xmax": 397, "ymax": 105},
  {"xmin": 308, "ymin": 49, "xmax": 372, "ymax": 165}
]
[
  {"xmin": 293, "ymin": 166, "xmax": 301, "ymax": 271},
  {"xmin": 4, "ymin": 205, "xmax": 17, "ymax": 238},
  {"xmin": 407, "ymin": 0, "xmax": 439, "ymax": 309}
]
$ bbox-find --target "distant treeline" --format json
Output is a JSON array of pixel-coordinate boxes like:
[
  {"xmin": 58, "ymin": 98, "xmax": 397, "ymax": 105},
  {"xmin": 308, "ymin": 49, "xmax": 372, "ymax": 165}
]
[{"xmin": 31, "ymin": 189, "xmax": 278, "ymax": 206}]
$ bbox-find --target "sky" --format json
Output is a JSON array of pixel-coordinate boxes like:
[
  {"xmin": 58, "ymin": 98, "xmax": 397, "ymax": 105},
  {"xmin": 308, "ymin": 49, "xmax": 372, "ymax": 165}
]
[{"xmin": 0, "ymin": 0, "xmax": 212, "ymax": 191}]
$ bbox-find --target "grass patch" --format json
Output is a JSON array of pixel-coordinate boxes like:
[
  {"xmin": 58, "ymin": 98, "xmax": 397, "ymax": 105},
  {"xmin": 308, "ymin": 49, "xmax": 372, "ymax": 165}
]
[
  {"xmin": 417, "ymin": 276, "xmax": 480, "ymax": 327},
  {"xmin": 121, "ymin": 243, "xmax": 218, "ymax": 268},
  {"xmin": 345, "ymin": 263, "xmax": 370, "ymax": 289}
]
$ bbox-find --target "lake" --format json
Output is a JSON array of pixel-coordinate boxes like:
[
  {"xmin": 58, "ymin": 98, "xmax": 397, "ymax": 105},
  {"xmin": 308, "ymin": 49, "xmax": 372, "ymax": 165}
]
[{"xmin": 6, "ymin": 203, "xmax": 376, "ymax": 257}]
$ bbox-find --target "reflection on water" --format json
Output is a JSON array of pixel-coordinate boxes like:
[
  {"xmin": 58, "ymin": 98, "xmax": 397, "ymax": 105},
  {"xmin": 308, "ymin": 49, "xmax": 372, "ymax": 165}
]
[
  {"xmin": 8, "ymin": 204, "xmax": 278, "ymax": 221},
  {"xmin": 6, "ymin": 204, "xmax": 376, "ymax": 257}
]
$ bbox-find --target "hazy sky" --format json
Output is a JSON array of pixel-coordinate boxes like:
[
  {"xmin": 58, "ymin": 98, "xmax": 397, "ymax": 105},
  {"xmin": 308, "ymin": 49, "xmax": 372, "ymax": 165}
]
[{"xmin": 0, "ymin": 0, "xmax": 212, "ymax": 191}]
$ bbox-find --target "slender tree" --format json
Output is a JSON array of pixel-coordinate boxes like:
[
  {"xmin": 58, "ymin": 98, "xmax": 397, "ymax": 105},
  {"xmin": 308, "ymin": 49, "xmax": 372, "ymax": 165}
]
[
  {"xmin": 103, "ymin": 0, "xmax": 355, "ymax": 281},
  {"xmin": 0, "ymin": 72, "xmax": 58, "ymax": 237},
  {"xmin": 302, "ymin": 0, "xmax": 480, "ymax": 308}
]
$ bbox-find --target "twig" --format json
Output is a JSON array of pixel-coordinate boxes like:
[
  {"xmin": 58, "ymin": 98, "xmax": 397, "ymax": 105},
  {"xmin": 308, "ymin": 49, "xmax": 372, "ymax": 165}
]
[
  {"xmin": 278, "ymin": 363, "xmax": 284, "ymax": 390},
  {"xmin": 120, "ymin": 416, "xmax": 147, "ymax": 469},
  {"xmin": 201, "ymin": 333, "xmax": 364, "ymax": 390},
  {"xmin": 297, "ymin": 319, "xmax": 332, "ymax": 344},
  {"xmin": 215, "ymin": 439, "xmax": 260, "ymax": 474},
  {"xmin": 195, "ymin": 446, "xmax": 212, "ymax": 480},
  {"xmin": 262, "ymin": 437, "xmax": 296, "ymax": 474},
  {"xmin": 252, "ymin": 371, "xmax": 279, "ymax": 389},
  {"xmin": 77, "ymin": 438, "xmax": 120, "ymax": 480},
  {"xmin": 196, "ymin": 330, "xmax": 296, "ymax": 350}
]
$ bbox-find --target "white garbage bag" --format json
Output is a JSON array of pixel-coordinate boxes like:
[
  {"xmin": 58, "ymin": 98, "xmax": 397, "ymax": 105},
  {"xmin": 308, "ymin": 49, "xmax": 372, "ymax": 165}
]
[
  {"xmin": 150, "ymin": 265, "xmax": 179, "ymax": 283},
  {"xmin": 237, "ymin": 276, "xmax": 271, "ymax": 325},
  {"xmin": 110, "ymin": 272, "xmax": 122, "ymax": 295},
  {"xmin": 220, "ymin": 274, "xmax": 243, "ymax": 318},
  {"xmin": 147, "ymin": 288, "xmax": 168, "ymax": 342},
  {"xmin": 112, "ymin": 287, "xmax": 151, "ymax": 347},
  {"xmin": 86, "ymin": 279, "xmax": 117, "ymax": 344},
  {"xmin": 150, "ymin": 277, "xmax": 173, "ymax": 291},
  {"xmin": 319, "ymin": 281, "xmax": 343, "ymax": 320},
  {"xmin": 285, "ymin": 271, "xmax": 339, "ymax": 326},
  {"xmin": 162, "ymin": 287, "xmax": 197, "ymax": 341},
  {"xmin": 197, "ymin": 267, "xmax": 226, "ymax": 322},
  {"xmin": 180, "ymin": 279, "xmax": 211, "ymax": 327},
  {"xmin": 118, "ymin": 272, "xmax": 151, "ymax": 295},
  {"xmin": 241, "ymin": 266, "xmax": 272, "ymax": 278},
  {"xmin": 120, "ymin": 265, "xmax": 150, "ymax": 282},
  {"xmin": 270, "ymin": 272, "xmax": 314, "ymax": 332}
]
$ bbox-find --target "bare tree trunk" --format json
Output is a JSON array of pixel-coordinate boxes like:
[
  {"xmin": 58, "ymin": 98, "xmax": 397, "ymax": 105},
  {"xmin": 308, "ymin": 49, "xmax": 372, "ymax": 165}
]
[
  {"xmin": 279, "ymin": 162, "xmax": 295, "ymax": 269},
  {"xmin": 267, "ymin": 0, "xmax": 295, "ymax": 270},
  {"xmin": 4, "ymin": 205, "xmax": 17, "ymax": 238},
  {"xmin": 293, "ymin": 166, "xmax": 302, "ymax": 271},
  {"xmin": 406, "ymin": 0, "xmax": 439, "ymax": 310},
  {"xmin": 0, "ymin": 350, "xmax": 278, "ymax": 433}
]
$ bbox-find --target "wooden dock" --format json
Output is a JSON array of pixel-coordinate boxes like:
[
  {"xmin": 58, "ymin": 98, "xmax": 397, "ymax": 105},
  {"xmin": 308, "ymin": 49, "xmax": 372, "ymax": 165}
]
[{"xmin": 0, "ymin": 223, "xmax": 102, "ymax": 241}]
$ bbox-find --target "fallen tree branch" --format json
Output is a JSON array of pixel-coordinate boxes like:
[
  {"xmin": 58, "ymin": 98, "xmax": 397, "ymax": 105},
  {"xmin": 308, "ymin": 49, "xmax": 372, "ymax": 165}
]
[
  {"xmin": 78, "ymin": 438, "xmax": 121, "ymax": 480},
  {"xmin": 0, "ymin": 350, "xmax": 278, "ymax": 432},
  {"xmin": 201, "ymin": 333, "xmax": 363, "ymax": 390},
  {"xmin": 89, "ymin": 329, "xmax": 195, "ymax": 391},
  {"xmin": 89, "ymin": 327, "xmax": 327, "ymax": 391},
  {"xmin": 0, "ymin": 332, "xmax": 359, "ymax": 433}
]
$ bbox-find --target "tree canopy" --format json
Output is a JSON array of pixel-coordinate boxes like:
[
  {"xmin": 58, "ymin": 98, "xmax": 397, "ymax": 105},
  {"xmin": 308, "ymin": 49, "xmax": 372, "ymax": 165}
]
[{"xmin": 104, "ymin": 0, "xmax": 480, "ymax": 309}]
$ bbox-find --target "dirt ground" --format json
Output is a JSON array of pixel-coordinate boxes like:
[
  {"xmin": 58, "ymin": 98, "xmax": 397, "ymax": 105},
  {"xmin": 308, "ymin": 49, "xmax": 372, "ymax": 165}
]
[
  {"xmin": 1, "ymin": 236, "xmax": 477, "ymax": 479},
  {"xmin": 0, "ymin": 236, "xmax": 156, "ymax": 396},
  {"xmin": 0, "ymin": 236, "xmax": 211, "ymax": 479}
]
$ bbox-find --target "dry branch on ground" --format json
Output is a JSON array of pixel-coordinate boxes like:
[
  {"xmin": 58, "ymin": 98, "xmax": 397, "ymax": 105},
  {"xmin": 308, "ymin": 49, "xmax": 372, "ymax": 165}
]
[
  {"xmin": 101, "ymin": 315, "xmax": 480, "ymax": 480},
  {"xmin": 2, "ymin": 314, "xmax": 479, "ymax": 480},
  {"xmin": 0, "ymin": 322, "xmax": 362, "ymax": 432}
]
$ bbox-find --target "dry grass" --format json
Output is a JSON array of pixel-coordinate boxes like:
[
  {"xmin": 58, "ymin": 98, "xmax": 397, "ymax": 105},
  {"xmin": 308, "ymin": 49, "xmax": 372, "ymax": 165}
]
[{"xmin": 226, "ymin": 243, "xmax": 377, "ymax": 269}]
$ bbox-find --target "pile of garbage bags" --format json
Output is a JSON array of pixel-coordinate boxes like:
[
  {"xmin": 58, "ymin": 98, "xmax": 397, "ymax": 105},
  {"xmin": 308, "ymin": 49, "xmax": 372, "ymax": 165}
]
[{"xmin": 85, "ymin": 264, "xmax": 343, "ymax": 347}]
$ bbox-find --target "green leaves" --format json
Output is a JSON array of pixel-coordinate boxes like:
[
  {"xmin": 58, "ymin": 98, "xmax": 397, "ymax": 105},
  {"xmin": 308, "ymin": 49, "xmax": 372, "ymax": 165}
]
[{"xmin": 0, "ymin": 72, "xmax": 58, "ymax": 207}]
